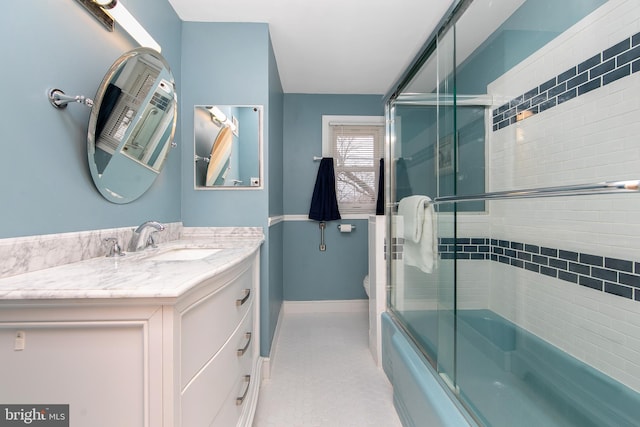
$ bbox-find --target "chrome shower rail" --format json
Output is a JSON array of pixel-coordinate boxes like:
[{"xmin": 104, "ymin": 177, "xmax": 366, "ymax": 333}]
[{"xmin": 431, "ymin": 180, "xmax": 640, "ymax": 204}]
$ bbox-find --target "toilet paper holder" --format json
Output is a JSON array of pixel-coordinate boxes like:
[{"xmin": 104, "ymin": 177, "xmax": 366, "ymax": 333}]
[{"xmin": 337, "ymin": 224, "xmax": 356, "ymax": 232}]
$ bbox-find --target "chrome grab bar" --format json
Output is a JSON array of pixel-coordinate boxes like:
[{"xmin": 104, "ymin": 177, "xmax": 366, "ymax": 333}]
[{"xmin": 319, "ymin": 221, "xmax": 327, "ymax": 251}]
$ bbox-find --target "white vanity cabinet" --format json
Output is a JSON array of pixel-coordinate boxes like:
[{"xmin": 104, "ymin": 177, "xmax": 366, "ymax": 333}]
[
  {"xmin": 0, "ymin": 247, "xmax": 261, "ymax": 427},
  {"xmin": 0, "ymin": 304, "xmax": 164, "ymax": 426},
  {"xmin": 176, "ymin": 252, "xmax": 259, "ymax": 427}
]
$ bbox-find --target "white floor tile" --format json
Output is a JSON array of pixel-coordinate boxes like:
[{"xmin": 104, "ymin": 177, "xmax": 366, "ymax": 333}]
[{"xmin": 253, "ymin": 311, "xmax": 402, "ymax": 427}]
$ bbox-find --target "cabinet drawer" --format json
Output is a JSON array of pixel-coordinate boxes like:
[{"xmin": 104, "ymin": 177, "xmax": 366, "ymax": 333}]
[
  {"xmin": 181, "ymin": 308, "xmax": 254, "ymax": 427},
  {"xmin": 181, "ymin": 265, "xmax": 253, "ymax": 388},
  {"xmin": 210, "ymin": 373, "xmax": 252, "ymax": 427},
  {"xmin": 210, "ymin": 334, "xmax": 255, "ymax": 427}
]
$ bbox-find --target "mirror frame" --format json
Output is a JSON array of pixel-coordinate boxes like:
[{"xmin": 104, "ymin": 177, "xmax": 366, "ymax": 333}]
[
  {"xmin": 193, "ymin": 105, "xmax": 264, "ymax": 190},
  {"xmin": 87, "ymin": 47, "xmax": 178, "ymax": 203}
]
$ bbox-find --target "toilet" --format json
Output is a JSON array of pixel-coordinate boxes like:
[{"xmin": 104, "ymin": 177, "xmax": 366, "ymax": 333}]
[{"xmin": 363, "ymin": 274, "xmax": 370, "ymax": 298}]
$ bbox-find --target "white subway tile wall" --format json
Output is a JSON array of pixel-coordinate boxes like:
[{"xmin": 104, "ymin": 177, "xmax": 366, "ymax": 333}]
[{"xmin": 480, "ymin": 0, "xmax": 640, "ymax": 392}]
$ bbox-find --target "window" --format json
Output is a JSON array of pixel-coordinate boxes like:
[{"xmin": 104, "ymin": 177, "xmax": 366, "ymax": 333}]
[{"xmin": 322, "ymin": 116, "xmax": 385, "ymax": 215}]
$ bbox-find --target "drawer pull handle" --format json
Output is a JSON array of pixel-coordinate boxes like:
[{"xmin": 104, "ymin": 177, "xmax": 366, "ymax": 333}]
[
  {"xmin": 236, "ymin": 289, "xmax": 251, "ymax": 306},
  {"xmin": 237, "ymin": 332, "xmax": 252, "ymax": 356},
  {"xmin": 236, "ymin": 375, "xmax": 251, "ymax": 406}
]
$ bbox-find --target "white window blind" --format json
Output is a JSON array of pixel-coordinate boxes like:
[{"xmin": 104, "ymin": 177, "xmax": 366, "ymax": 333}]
[{"xmin": 329, "ymin": 124, "xmax": 384, "ymax": 214}]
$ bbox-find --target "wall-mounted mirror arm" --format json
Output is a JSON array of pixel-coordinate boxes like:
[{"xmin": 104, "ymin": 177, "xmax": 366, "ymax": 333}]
[
  {"xmin": 195, "ymin": 154, "xmax": 210, "ymax": 164},
  {"xmin": 48, "ymin": 88, "xmax": 94, "ymax": 109}
]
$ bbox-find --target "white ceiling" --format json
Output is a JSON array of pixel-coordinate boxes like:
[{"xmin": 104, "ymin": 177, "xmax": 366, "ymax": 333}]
[{"xmin": 167, "ymin": 0, "xmax": 455, "ymax": 94}]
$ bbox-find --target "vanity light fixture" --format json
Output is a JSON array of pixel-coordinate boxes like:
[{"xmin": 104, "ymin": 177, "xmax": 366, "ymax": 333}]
[
  {"xmin": 207, "ymin": 106, "xmax": 238, "ymax": 134},
  {"xmin": 208, "ymin": 106, "xmax": 228, "ymax": 123},
  {"xmin": 75, "ymin": 0, "xmax": 161, "ymax": 52}
]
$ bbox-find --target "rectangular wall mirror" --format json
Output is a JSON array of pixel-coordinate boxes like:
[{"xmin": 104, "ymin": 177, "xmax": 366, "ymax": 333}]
[{"xmin": 194, "ymin": 105, "xmax": 263, "ymax": 189}]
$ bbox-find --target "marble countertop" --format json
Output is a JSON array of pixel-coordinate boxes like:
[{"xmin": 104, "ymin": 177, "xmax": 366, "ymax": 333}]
[{"xmin": 0, "ymin": 238, "xmax": 262, "ymax": 301}]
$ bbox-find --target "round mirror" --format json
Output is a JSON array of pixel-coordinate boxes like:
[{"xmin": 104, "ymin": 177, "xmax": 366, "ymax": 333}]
[{"xmin": 87, "ymin": 47, "xmax": 177, "ymax": 203}]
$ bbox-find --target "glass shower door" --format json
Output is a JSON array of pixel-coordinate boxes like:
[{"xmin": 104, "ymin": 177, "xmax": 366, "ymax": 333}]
[
  {"xmin": 387, "ymin": 23, "xmax": 458, "ymax": 391},
  {"xmin": 386, "ymin": 1, "xmax": 622, "ymax": 425},
  {"xmin": 434, "ymin": 23, "xmax": 458, "ymax": 392}
]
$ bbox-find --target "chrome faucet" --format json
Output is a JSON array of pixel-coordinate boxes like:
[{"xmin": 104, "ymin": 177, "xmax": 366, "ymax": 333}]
[
  {"xmin": 128, "ymin": 221, "xmax": 166, "ymax": 252},
  {"xmin": 103, "ymin": 238, "xmax": 124, "ymax": 257}
]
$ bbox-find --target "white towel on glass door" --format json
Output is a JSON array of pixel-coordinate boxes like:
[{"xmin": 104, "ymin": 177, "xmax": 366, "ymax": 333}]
[{"xmin": 398, "ymin": 195, "xmax": 437, "ymax": 273}]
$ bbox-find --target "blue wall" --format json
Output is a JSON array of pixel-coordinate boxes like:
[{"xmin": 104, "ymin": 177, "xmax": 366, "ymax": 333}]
[
  {"xmin": 282, "ymin": 94, "xmax": 383, "ymax": 301},
  {"xmin": 269, "ymin": 42, "xmax": 285, "ymax": 220},
  {"xmin": 283, "ymin": 95, "xmax": 384, "ymax": 214},
  {"xmin": 180, "ymin": 22, "xmax": 284, "ymax": 357},
  {"xmin": 265, "ymin": 35, "xmax": 284, "ymax": 357},
  {"xmin": 266, "ymin": 221, "xmax": 284, "ymax": 354},
  {"xmin": 180, "ymin": 22, "xmax": 270, "ymax": 228},
  {"xmin": 0, "ymin": 0, "xmax": 182, "ymax": 238},
  {"xmin": 283, "ymin": 220, "xmax": 370, "ymax": 300},
  {"xmin": 1, "ymin": 4, "xmax": 382, "ymax": 355}
]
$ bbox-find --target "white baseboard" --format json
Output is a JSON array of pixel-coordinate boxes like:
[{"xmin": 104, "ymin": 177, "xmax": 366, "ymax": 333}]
[
  {"xmin": 259, "ymin": 356, "xmax": 270, "ymax": 381},
  {"xmin": 261, "ymin": 303, "xmax": 285, "ymax": 380},
  {"xmin": 283, "ymin": 299, "xmax": 368, "ymax": 314}
]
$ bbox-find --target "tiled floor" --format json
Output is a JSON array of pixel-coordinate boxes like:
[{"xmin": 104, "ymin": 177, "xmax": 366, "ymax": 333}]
[{"xmin": 253, "ymin": 310, "xmax": 402, "ymax": 427}]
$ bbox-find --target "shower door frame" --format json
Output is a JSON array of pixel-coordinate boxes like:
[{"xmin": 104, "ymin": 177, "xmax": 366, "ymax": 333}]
[{"xmin": 384, "ymin": 93, "xmax": 493, "ymax": 389}]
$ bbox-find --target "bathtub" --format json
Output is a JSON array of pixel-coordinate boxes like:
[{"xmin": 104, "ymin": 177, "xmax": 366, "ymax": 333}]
[{"xmin": 383, "ymin": 310, "xmax": 640, "ymax": 427}]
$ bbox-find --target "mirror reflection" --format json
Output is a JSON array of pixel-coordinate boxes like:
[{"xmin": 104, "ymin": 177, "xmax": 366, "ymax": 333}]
[
  {"xmin": 88, "ymin": 47, "xmax": 177, "ymax": 203},
  {"xmin": 194, "ymin": 105, "xmax": 262, "ymax": 188}
]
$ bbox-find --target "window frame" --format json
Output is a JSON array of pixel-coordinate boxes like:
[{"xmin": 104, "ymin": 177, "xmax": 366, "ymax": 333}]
[{"xmin": 321, "ymin": 115, "xmax": 385, "ymax": 218}]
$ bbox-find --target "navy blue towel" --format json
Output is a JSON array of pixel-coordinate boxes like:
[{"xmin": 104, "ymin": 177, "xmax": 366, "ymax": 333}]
[
  {"xmin": 309, "ymin": 157, "xmax": 341, "ymax": 221},
  {"xmin": 96, "ymin": 83, "xmax": 122, "ymax": 139},
  {"xmin": 376, "ymin": 158, "xmax": 384, "ymax": 215}
]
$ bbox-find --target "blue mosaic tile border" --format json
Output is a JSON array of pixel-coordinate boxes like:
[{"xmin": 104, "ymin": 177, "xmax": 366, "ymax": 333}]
[
  {"xmin": 492, "ymin": 32, "xmax": 640, "ymax": 131},
  {"xmin": 438, "ymin": 237, "xmax": 640, "ymax": 302},
  {"xmin": 385, "ymin": 237, "xmax": 405, "ymax": 260}
]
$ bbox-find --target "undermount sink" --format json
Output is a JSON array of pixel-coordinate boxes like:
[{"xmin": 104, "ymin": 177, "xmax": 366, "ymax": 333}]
[{"xmin": 145, "ymin": 248, "xmax": 222, "ymax": 261}]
